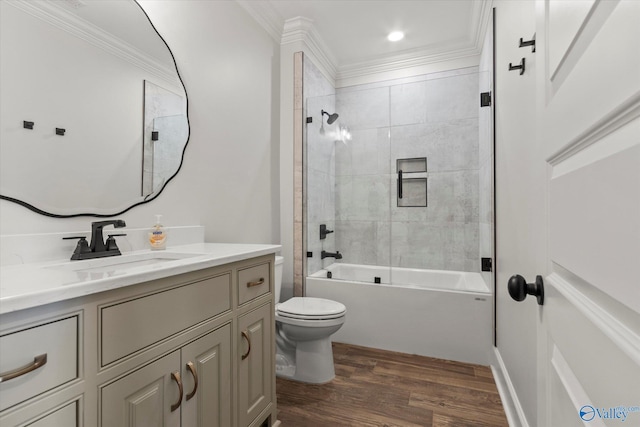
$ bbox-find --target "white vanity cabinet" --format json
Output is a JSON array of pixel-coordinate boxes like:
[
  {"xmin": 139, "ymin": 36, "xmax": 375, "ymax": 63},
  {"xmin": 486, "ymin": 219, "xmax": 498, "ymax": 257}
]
[{"xmin": 0, "ymin": 252, "xmax": 279, "ymax": 427}]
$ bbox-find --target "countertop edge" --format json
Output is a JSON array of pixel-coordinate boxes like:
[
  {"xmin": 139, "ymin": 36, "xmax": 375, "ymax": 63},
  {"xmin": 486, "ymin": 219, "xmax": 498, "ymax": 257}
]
[{"xmin": 0, "ymin": 244, "xmax": 281, "ymax": 315}]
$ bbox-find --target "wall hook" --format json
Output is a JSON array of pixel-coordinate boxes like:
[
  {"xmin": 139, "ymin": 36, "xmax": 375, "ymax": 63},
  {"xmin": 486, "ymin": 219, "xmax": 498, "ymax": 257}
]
[
  {"xmin": 519, "ymin": 34, "xmax": 536, "ymax": 53},
  {"xmin": 56, "ymin": 128, "xmax": 66, "ymax": 136},
  {"xmin": 508, "ymin": 58, "xmax": 526, "ymax": 75},
  {"xmin": 23, "ymin": 121, "xmax": 34, "ymax": 130}
]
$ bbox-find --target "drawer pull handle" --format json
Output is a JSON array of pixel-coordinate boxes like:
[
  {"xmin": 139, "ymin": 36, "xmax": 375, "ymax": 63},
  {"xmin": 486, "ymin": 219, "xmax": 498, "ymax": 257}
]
[
  {"xmin": 170, "ymin": 371, "xmax": 183, "ymax": 412},
  {"xmin": 185, "ymin": 361, "xmax": 198, "ymax": 401},
  {"xmin": 0, "ymin": 353, "xmax": 47, "ymax": 383},
  {"xmin": 241, "ymin": 330, "xmax": 251, "ymax": 360},
  {"xmin": 247, "ymin": 278, "xmax": 265, "ymax": 288}
]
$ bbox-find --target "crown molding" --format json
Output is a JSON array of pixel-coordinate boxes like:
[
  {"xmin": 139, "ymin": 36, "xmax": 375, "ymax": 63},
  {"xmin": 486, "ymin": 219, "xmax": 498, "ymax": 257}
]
[
  {"xmin": 236, "ymin": 0, "xmax": 283, "ymax": 42},
  {"xmin": 473, "ymin": 0, "xmax": 494, "ymax": 51},
  {"xmin": 336, "ymin": 0, "xmax": 492, "ymax": 84},
  {"xmin": 6, "ymin": 0, "xmax": 178, "ymax": 87},
  {"xmin": 336, "ymin": 46, "xmax": 481, "ymax": 83},
  {"xmin": 281, "ymin": 17, "xmax": 338, "ymax": 81},
  {"xmin": 239, "ymin": 0, "xmax": 494, "ymax": 86}
]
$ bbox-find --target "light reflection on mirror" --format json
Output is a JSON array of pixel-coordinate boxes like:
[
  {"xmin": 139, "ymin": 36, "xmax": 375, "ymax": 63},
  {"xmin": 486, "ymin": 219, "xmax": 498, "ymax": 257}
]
[{"xmin": 0, "ymin": 0, "xmax": 189, "ymax": 217}]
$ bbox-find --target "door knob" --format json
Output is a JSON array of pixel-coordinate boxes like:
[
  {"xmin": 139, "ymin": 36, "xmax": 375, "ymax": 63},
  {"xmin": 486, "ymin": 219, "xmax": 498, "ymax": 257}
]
[{"xmin": 508, "ymin": 274, "xmax": 544, "ymax": 305}]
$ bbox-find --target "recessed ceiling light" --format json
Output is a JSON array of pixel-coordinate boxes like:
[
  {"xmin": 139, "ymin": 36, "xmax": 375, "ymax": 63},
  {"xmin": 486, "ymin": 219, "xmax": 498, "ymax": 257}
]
[{"xmin": 387, "ymin": 31, "xmax": 404, "ymax": 42}]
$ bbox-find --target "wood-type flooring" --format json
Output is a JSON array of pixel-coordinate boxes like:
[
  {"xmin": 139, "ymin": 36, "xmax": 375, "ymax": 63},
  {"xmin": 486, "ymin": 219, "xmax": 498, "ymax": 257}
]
[{"xmin": 276, "ymin": 342, "xmax": 508, "ymax": 427}]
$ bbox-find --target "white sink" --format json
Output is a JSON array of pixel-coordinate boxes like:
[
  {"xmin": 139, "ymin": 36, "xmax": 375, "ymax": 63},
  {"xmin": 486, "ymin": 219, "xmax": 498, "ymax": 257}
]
[{"xmin": 46, "ymin": 252, "xmax": 203, "ymax": 274}]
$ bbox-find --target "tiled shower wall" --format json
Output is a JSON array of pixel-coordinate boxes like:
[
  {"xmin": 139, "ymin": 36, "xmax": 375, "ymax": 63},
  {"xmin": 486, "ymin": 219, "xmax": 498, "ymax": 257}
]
[{"xmin": 333, "ymin": 69, "xmax": 481, "ymax": 272}]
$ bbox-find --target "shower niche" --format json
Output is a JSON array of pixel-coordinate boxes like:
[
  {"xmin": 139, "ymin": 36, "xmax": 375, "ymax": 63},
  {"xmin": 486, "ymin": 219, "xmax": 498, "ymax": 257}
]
[{"xmin": 396, "ymin": 157, "xmax": 427, "ymax": 208}]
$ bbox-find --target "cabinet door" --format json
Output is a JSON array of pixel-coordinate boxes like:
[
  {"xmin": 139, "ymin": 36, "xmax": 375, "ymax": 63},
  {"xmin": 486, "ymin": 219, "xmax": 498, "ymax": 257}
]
[
  {"xmin": 181, "ymin": 324, "xmax": 232, "ymax": 427},
  {"xmin": 101, "ymin": 351, "xmax": 181, "ymax": 427},
  {"xmin": 238, "ymin": 303, "xmax": 273, "ymax": 427}
]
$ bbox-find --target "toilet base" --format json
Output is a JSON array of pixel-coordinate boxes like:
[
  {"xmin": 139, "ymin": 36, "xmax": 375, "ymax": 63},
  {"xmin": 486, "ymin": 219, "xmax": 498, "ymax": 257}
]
[{"xmin": 275, "ymin": 337, "xmax": 335, "ymax": 384}]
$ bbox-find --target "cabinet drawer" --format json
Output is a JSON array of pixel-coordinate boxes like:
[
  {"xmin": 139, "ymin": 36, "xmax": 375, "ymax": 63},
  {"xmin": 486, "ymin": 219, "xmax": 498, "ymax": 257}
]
[
  {"xmin": 26, "ymin": 401, "xmax": 78, "ymax": 427},
  {"xmin": 101, "ymin": 273, "xmax": 231, "ymax": 366},
  {"xmin": 0, "ymin": 316, "xmax": 78, "ymax": 412},
  {"xmin": 238, "ymin": 262, "xmax": 271, "ymax": 305}
]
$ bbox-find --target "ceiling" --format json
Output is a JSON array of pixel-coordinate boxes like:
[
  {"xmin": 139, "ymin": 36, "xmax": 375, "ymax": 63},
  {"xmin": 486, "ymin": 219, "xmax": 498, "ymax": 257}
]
[{"xmin": 239, "ymin": 0, "xmax": 492, "ymax": 84}]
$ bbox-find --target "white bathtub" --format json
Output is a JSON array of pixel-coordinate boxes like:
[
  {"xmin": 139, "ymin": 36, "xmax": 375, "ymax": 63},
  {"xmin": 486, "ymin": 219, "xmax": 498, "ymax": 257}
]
[{"xmin": 306, "ymin": 263, "xmax": 492, "ymax": 365}]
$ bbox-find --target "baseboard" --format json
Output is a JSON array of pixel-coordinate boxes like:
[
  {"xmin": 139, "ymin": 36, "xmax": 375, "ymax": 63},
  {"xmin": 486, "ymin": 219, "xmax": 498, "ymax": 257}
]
[{"xmin": 490, "ymin": 347, "xmax": 531, "ymax": 427}]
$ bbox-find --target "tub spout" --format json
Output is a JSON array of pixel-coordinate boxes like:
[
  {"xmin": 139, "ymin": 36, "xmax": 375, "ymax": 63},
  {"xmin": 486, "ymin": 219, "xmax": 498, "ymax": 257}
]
[{"xmin": 321, "ymin": 250, "xmax": 342, "ymax": 260}]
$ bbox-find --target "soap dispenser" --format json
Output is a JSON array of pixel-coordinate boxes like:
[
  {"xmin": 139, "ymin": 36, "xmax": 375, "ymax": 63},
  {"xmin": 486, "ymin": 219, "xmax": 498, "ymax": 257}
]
[{"xmin": 149, "ymin": 214, "xmax": 167, "ymax": 250}]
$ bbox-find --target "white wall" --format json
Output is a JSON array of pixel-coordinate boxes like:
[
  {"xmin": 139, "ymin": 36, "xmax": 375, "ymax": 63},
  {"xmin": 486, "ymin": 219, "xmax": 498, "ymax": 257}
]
[{"xmin": 0, "ymin": 1, "xmax": 281, "ymax": 247}]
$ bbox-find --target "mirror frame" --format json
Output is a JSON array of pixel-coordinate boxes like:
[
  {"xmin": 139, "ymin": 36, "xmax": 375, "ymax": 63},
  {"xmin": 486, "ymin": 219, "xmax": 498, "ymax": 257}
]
[{"xmin": 0, "ymin": 0, "xmax": 190, "ymax": 218}]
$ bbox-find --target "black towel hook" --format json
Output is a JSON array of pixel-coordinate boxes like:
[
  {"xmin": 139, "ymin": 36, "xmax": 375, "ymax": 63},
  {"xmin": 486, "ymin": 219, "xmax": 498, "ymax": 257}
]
[
  {"xmin": 519, "ymin": 34, "xmax": 536, "ymax": 53},
  {"xmin": 508, "ymin": 58, "xmax": 526, "ymax": 75}
]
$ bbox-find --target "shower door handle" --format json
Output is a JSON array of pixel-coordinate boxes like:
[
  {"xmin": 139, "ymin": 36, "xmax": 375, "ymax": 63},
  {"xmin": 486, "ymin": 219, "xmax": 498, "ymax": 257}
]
[{"xmin": 398, "ymin": 170, "xmax": 403, "ymax": 199}]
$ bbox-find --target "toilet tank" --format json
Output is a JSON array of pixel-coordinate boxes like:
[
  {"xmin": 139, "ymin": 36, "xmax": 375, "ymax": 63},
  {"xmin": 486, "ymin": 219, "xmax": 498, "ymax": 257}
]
[{"xmin": 274, "ymin": 256, "xmax": 283, "ymax": 303}]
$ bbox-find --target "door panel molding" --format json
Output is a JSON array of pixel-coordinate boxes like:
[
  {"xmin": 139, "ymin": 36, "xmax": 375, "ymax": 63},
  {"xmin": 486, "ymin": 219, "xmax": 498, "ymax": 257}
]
[
  {"xmin": 549, "ymin": 344, "xmax": 607, "ymax": 427},
  {"xmin": 547, "ymin": 91, "xmax": 640, "ymax": 166},
  {"xmin": 549, "ymin": 138, "xmax": 639, "ymax": 312},
  {"xmin": 548, "ymin": 0, "xmax": 619, "ymax": 89},
  {"xmin": 547, "ymin": 271, "xmax": 640, "ymax": 367}
]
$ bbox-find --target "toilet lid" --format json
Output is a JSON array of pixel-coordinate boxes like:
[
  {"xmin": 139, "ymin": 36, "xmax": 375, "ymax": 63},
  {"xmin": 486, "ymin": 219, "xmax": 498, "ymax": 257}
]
[{"xmin": 277, "ymin": 297, "xmax": 346, "ymax": 319}]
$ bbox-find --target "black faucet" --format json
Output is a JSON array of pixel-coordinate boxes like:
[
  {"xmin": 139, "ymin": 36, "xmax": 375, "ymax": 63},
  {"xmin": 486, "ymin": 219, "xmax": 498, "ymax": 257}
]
[
  {"xmin": 64, "ymin": 220, "xmax": 126, "ymax": 260},
  {"xmin": 321, "ymin": 250, "xmax": 342, "ymax": 260},
  {"xmin": 90, "ymin": 220, "xmax": 126, "ymax": 253}
]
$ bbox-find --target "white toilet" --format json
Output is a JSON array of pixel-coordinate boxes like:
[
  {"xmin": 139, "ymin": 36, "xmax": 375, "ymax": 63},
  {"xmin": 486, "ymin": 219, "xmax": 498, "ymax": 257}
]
[{"xmin": 274, "ymin": 256, "xmax": 346, "ymax": 383}]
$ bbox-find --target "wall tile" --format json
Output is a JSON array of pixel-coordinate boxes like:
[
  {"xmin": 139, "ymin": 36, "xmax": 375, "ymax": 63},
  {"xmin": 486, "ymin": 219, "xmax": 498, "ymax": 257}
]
[
  {"xmin": 307, "ymin": 169, "xmax": 334, "ymax": 224},
  {"xmin": 335, "ymin": 87, "xmax": 389, "ymax": 130},
  {"xmin": 389, "ymin": 222, "xmax": 446, "ymax": 269},
  {"xmin": 335, "ymin": 127, "xmax": 390, "ymax": 176},
  {"xmin": 335, "ymin": 220, "xmax": 381, "ymax": 266},
  {"xmin": 390, "ymin": 119, "xmax": 479, "ymax": 173},
  {"xmin": 389, "ymin": 81, "xmax": 428, "ymax": 126},
  {"xmin": 335, "ymin": 175, "xmax": 390, "ymax": 221},
  {"xmin": 423, "ymin": 73, "xmax": 479, "ymax": 123}
]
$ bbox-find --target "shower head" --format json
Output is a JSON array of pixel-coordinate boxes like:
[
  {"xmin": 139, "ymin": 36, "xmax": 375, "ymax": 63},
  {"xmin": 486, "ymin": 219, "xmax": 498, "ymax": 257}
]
[{"xmin": 322, "ymin": 110, "xmax": 339, "ymax": 125}]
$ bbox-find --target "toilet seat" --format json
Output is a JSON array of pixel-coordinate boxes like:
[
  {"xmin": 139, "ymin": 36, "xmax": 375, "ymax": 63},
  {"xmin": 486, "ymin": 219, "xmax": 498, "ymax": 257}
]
[{"xmin": 276, "ymin": 297, "xmax": 346, "ymax": 320}]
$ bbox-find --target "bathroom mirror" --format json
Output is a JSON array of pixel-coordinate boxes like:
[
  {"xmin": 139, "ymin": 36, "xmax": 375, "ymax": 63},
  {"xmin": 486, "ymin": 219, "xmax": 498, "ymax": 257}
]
[{"xmin": 0, "ymin": 0, "xmax": 189, "ymax": 217}]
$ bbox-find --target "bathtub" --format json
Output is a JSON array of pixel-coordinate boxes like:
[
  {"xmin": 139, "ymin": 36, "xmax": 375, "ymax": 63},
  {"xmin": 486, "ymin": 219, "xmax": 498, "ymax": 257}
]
[{"xmin": 306, "ymin": 263, "xmax": 492, "ymax": 365}]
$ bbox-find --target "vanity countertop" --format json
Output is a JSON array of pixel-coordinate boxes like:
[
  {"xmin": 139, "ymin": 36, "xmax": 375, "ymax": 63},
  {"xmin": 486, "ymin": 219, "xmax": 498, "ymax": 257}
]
[{"xmin": 0, "ymin": 243, "xmax": 280, "ymax": 315}]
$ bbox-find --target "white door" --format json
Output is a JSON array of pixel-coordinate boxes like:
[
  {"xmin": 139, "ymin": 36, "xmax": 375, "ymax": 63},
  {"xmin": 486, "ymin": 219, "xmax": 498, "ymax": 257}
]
[{"xmin": 535, "ymin": 1, "xmax": 640, "ymax": 426}]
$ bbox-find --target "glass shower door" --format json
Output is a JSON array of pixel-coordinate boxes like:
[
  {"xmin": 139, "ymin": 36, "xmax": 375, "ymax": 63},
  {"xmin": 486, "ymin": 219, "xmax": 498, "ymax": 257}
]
[
  {"xmin": 388, "ymin": 71, "xmax": 484, "ymax": 284},
  {"xmin": 305, "ymin": 88, "xmax": 393, "ymax": 285}
]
